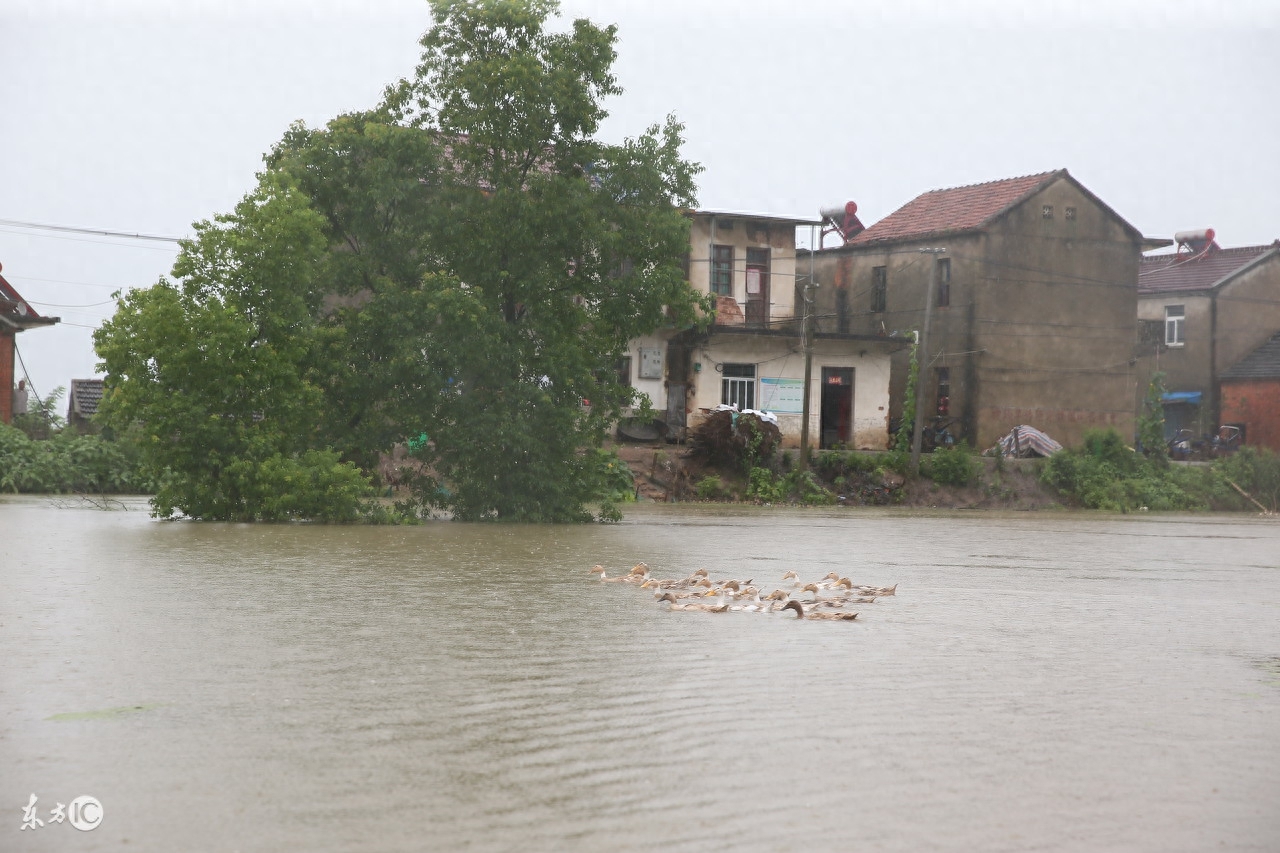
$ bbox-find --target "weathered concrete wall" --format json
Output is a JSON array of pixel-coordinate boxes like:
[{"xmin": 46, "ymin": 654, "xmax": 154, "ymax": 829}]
[
  {"xmin": 1216, "ymin": 255, "xmax": 1280, "ymax": 375},
  {"xmin": 1220, "ymin": 378, "xmax": 1280, "ymax": 452},
  {"xmin": 686, "ymin": 333, "xmax": 894, "ymax": 449},
  {"xmin": 688, "ymin": 214, "xmax": 802, "ymax": 322},
  {"xmin": 809, "ymin": 175, "xmax": 1144, "ymax": 450},
  {"xmin": 977, "ymin": 179, "xmax": 1141, "ymax": 449},
  {"xmin": 1137, "ymin": 292, "xmax": 1215, "ymax": 395}
]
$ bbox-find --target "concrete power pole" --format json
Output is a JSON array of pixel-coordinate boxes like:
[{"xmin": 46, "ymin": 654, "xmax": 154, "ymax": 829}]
[
  {"xmin": 910, "ymin": 248, "xmax": 947, "ymax": 474},
  {"xmin": 799, "ymin": 230, "xmax": 817, "ymax": 473}
]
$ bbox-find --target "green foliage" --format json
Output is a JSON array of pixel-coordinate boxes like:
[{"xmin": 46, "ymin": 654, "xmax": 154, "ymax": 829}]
[
  {"xmin": 895, "ymin": 338, "xmax": 919, "ymax": 453},
  {"xmin": 923, "ymin": 442, "xmax": 979, "ymax": 487},
  {"xmin": 0, "ymin": 423, "xmax": 154, "ymax": 494},
  {"xmin": 12, "ymin": 386, "xmax": 66, "ymax": 440},
  {"xmin": 746, "ymin": 466, "xmax": 786, "ymax": 503},
  {"xmin": 1137, "ymin": 372, "xmax": 1169, "ymax": 465},
  {"xmin": 93, "ymin": 1, "xmax": 702, "ymax": 523},
  {"xmin": 787, "ymin": 469, "xmax": 836, "ymax": 505},
  {"xmin": 1041, "ymin": 428, "xmax": 1202, "ymax": 512},
  {"xmin": 694, "ymin": 475, "xmax": 729, "ymax": 501},
  {"xmin": 1216, "ymin": 446, "xmax": 1280, "ymax": 512}
]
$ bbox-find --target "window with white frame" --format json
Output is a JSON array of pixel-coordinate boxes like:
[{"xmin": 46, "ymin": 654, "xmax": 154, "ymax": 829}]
[
  {"xmin": 721, "ymin": 363, "xmax": 756, "ymax": 410},
  {"xmin": 1165, "ymin": 304, "xmax": 1185, "ymax": 346}
]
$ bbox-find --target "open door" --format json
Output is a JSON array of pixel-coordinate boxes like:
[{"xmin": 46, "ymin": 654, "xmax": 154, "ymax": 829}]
[{"xmin": 820, "ymin": 367, "xmax": 854, "ymax": 449}]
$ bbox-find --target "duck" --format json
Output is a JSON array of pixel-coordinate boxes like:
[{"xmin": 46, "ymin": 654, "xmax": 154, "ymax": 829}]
[
  {"xmin": 730, "ymin": 590, "xmax": 768, "ymax": 612},
  {"xmin": 782, "ymin": 600, "xmax": 858, "ymax": 621},
  {"xmin": 782, "ymin": 570, "xmax": 803, "ymax": 587},
  {"xmin": 589, "ymin": 565, "xmax": 631, "ymax": 583},
  {"xmin": 642, "ymin": 579, "xmax": 704, "ymax": 599},
  {"xmin": 658, "ymin": 592, "xmax": 729, "ymax": 613}
]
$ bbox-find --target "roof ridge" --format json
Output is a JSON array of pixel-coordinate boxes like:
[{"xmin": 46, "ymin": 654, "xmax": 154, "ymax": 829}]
[{"xmin": 916, "ymin": 169, "xmax": 1062, "ymax": 197}]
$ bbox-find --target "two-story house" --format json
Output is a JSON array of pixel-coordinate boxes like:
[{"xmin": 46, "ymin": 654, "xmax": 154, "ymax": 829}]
[
  {"xmin": 1137, "ymin": 233, "xmax": 1280, "ymax": 439},
  {"xmin": 1, "ymin": 265, "xmax": 60, "ymax": 424},
  {"xmin": 805, "ymin": 170, "xmax": 1163, "ymax": 450},
  {"xmin": 624, "ymin": 210, "xmax": 903, "ymax": 450}
]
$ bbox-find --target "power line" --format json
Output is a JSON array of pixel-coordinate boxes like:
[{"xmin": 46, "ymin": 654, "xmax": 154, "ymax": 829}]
[{"xmin": 0, "ymin": 218, "xmax": 185, "ymax": 243}]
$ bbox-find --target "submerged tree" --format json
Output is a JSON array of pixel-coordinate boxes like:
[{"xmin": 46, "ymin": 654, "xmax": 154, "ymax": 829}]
[{"xmin": 95, "ymin": 0, "xmax": 705, "ymax": 522}]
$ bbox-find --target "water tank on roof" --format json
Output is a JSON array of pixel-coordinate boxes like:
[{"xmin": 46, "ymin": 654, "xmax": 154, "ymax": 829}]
[{"xmin": 1174, "ymin": 228, "xmax": 1215, "ymax": 246}]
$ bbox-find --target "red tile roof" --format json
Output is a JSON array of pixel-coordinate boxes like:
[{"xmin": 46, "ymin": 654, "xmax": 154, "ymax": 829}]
[
  {"xmin": 0, "ymin": 270, "xmax": 58, "ymax": 329},
  {"xmin": 1137, "ymin": 242, "xmax": 1280, "ymax": 294},
  {"xmin": 849, "ymin": 170, "xmax": 1064, "ymax": 246}
]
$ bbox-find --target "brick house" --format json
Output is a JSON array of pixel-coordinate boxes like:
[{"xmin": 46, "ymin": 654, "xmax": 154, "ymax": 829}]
[
  {"xmin": 806, "ymin": 170, "xmax": 1163, "ymax": 450},
  {"xmin": 1, "ymin": 266, "xmax": 60, "ymax": 424},
  {"xmin": 625, "ymin": 210, "xmax": 904, "ymax": 449},
  {"xmin": 1217, "ymin": 332, "xmax": 1280, "ymax": 452},
  {"xmin": 1137, "ymin": 234, "xmax": 1280, "ymax": 439}
]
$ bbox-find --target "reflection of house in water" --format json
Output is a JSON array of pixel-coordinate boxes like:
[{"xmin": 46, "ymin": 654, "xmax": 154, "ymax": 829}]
[
  {"xmin": 1, "ymin": 264, "xmax": 60, "ymax": 424},
  {"xmin": 625, "ymin": 210, "xmax": 902, "ymax": 450},
  {"xmin": 1137, "ymin": 232, "xmax": 1280, "ymax": 439}
]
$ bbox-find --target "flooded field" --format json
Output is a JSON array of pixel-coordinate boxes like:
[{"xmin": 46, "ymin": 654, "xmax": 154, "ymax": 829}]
[{"xmin": 3, "ymin": 496, "xmax": 1278, "ymax": 851}]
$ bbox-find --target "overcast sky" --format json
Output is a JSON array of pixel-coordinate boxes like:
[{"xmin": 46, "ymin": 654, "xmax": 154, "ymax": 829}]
[{"xmin": 3, "ymin": 0, "xmax": 1277, "ymax": 403}]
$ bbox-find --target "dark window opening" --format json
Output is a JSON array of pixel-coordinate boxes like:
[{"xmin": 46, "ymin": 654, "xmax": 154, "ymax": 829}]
[
  {"xmin": 711, "ymin": 245, "xmax": 733, "ymax": 296},
  {"xmin": 871, "ymin": 266, "xmax": 887, "ymax": 313},
  {"xmin": 936, "ymin": 258, "xmax": 951, "ymax": 308},
  {"xmin": 836, "ymin": 289, "xmax": 849, "ymax": 333},
  {"xmin": 935, "ymin": 366, "xmax": 950, "ymax": 416}
]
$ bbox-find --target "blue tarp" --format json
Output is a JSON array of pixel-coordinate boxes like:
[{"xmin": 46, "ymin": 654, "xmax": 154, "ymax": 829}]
[{"xmin": 1161, "ymin": 391, "xmax": 1203, "ymax": 405}]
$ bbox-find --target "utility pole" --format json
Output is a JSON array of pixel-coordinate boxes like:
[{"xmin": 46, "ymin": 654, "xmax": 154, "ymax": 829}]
[
  {"xmin": 799, "ymin": 228, "xmax": 816, "ymax": 472},
  {"xmin": 910, "ymin": 248, "xmax": 947, "ymax": 474}
]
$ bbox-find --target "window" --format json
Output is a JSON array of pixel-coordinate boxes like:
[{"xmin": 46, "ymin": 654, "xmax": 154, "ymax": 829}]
[
  {"xmin": 935, "ymin": 367, "xmax": 951, "ymax": 416},
  {"xmin": 936, "ymin": 258, "xmax": 951, "ymax": 307},
  {"xmin": 616, "ymin": 355, "xmax": 632, "ymax": 387},
  {"xmin": 836, "ymin": 289, "xmax": 849, "ymax": 333},
  {"xmin": 1042, "ymin": 204, "xmax": 1054, "ymax": 219},
  {"xmin": 721, "ymin": 363, "xmax": 756, "ymax": 410},
  {"xmin": 1065, "ymin": 206, "xmax": 1077, "ymax": 221},
  {"xmin": 1165, "ymin": 304, "xmax": 1185, "ymax": 346},
  {"xmin": 871, "ymin": 266, "xmax": 887, "ymax": 313},
  {"xmin": 711, "ymin": 245, "xmax": 733, "ymax": 296}
]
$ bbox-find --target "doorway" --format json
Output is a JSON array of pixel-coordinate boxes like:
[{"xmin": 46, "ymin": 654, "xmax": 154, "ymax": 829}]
[{"xmin": 820, "ymin": 367, "xmax": 854, "ymax": 449}]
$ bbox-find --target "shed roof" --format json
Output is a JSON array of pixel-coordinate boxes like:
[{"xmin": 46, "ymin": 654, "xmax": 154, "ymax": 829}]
[
  {"xmin": 69, "ymin": 378, "xmax": 105, "ymax": 417},
  {"xmin": 1221, "ymin": 331, "xmax": 1280, "ymax": 380},
  {"xmin": 1137, "ymin": 242, "xmax": 1280, "ymax": 295}
]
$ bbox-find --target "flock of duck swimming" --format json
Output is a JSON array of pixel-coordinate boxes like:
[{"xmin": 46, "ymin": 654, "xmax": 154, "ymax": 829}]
[{"xmin": 589, "ymin": 564, "xmax": 897, "ymax": 622}]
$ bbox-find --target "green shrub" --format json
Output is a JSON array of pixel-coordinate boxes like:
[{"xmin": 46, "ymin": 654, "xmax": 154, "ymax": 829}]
[
  {"xmin": 1216, "ymin": 447, "xmax": 1280, "ymax": 512},
  {"xmin": 695, "ymin": 475, "xmax": 728, "ymax": 501},
  {"xmin": 923, "ymin": 443, "xmax": 979, "ymax": 487},
  {"xmin": 1041, "ymin": 428, "xmax": 1203, "ymax": 512},
  {"xmin": 0, "ymin": 424, "xmax": 155, "ymax": 494},
  {"xmin": 746, "ymin": 466, "xmax": 787, "ymax": 503}
]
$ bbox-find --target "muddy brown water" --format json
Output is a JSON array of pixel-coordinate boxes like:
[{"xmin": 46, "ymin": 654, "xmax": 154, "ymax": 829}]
[{"xmin": 3, "ymin": 496, "xmax": 1278, "ymax": 851}]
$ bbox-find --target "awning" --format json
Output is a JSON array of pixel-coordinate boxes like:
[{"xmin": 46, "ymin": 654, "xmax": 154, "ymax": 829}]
[{"xmin": 1161, "ymin": 391, "xmax": 1202, "ymax": 405}]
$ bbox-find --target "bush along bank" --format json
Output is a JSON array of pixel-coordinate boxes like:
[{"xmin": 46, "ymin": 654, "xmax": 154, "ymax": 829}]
[
  {"xmin": 0, "ymin": 422, "xmax": 156, "ymax": 495},
  {"xmin": 639, "ymin": 417, "xmax": 1279, "ymax": 513}
]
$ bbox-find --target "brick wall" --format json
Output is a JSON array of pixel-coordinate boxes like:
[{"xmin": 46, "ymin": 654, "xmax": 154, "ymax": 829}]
[
  {"xmin": 1220, "ymin": 378, "xmax": 1280, "ymax": 452},
  {"xmin": 0, "ymin": 331, "xmax": 14, "ymax": 424}
]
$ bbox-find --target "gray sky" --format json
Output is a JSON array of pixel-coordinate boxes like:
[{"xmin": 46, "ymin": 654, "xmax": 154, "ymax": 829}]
[{"xmin": 3, "ymin": 0, "xmax": 1277, "ymax": 404}]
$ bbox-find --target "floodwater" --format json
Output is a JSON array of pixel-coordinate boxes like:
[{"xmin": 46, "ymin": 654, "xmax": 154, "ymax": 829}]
[{"xmin": 2, "ymin": 496, "xmax": 1278, "ymax": 852}]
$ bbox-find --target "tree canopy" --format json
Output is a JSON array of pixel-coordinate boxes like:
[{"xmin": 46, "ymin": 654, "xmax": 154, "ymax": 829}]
[{"xmin": 94, "ymin": 0, "xmax": 706, "ymax": 522}]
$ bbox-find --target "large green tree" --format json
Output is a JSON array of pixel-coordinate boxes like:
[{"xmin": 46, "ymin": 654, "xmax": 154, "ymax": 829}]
[{"xmin": 95, "ymin": 0, "xmax": 705, "ymax": 522}]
